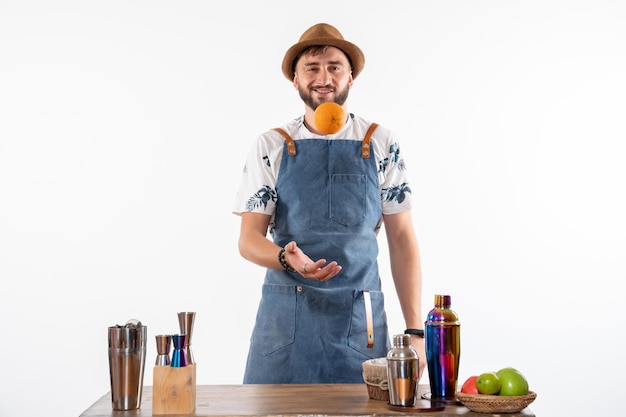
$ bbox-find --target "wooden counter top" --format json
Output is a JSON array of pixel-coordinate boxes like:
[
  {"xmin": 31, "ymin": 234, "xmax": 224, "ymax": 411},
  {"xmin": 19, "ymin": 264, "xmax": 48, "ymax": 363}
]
[{"xmin": 79, "ymin": 384, "xmax": 535, "ymax": 417}]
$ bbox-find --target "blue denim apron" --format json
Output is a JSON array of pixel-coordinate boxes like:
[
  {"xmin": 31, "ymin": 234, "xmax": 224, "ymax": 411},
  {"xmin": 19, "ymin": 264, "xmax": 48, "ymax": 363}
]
[{"xmin": 243, "ymin": 127, "xmax": 391, "ymax": 383}]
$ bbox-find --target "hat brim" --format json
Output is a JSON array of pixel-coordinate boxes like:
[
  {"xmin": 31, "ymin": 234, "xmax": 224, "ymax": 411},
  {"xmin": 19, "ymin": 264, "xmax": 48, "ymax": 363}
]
[{"xmin": 281, "ymin": 38, "xmax": 365, "ymax": 81}]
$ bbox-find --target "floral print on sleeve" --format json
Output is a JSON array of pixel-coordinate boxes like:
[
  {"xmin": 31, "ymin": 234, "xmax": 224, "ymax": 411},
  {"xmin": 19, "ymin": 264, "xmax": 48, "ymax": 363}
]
[
  {"xmin": 245, "ymin": 185, "xmax": 277, "ymax": 211},
  {"xmin": 381, "ymin": 183, "xmax": 412, "ymax": 204},
  {"xmin": 378, "ymin": 140, "xmax": 413, "ymax": 212}
]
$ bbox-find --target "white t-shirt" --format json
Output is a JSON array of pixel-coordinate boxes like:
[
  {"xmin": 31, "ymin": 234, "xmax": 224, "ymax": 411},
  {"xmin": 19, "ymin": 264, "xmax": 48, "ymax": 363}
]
[{"xmin": 232, "ymin": 114, "xmax": 414, "ymax": 223}]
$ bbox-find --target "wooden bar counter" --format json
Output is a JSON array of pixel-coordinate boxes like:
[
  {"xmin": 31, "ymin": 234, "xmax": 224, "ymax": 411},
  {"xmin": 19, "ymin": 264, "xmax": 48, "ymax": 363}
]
[{"xmin": 79, "ymin": 384, "xmax": 535, "ymax": 417}]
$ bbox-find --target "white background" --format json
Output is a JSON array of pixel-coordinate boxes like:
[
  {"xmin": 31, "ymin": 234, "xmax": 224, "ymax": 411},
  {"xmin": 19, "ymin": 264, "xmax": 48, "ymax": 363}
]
[{"xmin": 1, "ymin": 1, "xmax": 625, "ymax": 416}]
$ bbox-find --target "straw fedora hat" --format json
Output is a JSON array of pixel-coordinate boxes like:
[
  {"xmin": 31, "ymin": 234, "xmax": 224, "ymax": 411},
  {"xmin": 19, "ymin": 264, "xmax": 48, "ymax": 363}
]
[{"xmin": 281, "ymin": 23, "xmax": 365, "ymax": 81}]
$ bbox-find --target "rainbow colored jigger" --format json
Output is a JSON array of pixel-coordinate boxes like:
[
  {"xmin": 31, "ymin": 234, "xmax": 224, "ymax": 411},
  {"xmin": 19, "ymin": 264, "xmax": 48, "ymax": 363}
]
[
  {"xmin": 425, "ymin": 294, "xmax": 461, "ymax": 400},
  {"xmin": 171, "ymin": 334, "xmax": 188, "ymax": 367}
]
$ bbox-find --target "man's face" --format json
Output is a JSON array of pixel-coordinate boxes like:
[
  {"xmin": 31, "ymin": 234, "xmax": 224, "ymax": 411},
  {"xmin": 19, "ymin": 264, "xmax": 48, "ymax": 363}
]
[{"xmin": 293, "ymin": 46, "xmax": 353, "ymax": 110}]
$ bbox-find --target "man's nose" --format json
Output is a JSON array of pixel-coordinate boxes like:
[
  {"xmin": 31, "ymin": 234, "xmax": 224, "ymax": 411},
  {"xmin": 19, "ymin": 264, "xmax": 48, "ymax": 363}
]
[{"xmin": 317, "ymin": 68, "xmax": 332, "ymax": 84}]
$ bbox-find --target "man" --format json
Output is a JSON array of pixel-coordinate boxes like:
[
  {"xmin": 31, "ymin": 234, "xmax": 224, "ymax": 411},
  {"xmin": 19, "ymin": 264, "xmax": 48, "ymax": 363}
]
[{"xmin": 233, "ymin": 23, "xmax": 425, "ymax": 383}]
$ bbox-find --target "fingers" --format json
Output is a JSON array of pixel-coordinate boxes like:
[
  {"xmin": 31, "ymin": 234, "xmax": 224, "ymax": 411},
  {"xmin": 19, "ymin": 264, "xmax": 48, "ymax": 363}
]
[
  {"xmin": 317, "ymin": 265, "xmax": 342, "ymax": 281},
  {"xmin": 300, "ymin": 259, "xmax": 324, "ymax": 275},
  {"xmin": 301, "ymin": 260, "xmax": 342, "ymax": 281}
]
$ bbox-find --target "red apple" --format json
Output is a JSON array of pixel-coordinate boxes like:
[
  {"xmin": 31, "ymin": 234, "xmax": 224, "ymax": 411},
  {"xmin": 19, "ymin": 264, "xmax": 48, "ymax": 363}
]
[{"xmin": 460, "ymin": 375, "xmax": 479, "ymax": 394}]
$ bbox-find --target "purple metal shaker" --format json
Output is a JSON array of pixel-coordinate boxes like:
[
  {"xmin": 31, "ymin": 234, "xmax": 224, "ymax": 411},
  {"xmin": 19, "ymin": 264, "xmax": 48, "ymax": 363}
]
[{"xmin": 425, "ymin": 294, "xmax": 461, "ymax": 400}]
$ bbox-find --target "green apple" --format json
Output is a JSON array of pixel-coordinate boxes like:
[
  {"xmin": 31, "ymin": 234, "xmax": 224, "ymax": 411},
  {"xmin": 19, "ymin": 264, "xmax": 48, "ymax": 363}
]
[
  {"xmin": 496, "ymin": 367, "xmax": 529, "ymax": 396},
  {"xmin": 476, "ymin": 372, "xmax": 501, "ymax": 395}
]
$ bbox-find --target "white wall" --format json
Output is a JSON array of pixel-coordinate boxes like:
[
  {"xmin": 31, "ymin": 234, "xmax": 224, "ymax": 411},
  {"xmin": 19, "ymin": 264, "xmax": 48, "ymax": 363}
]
[{"xmin": 1, "ymin": 1, "xmax": 624, "ymax": 416}]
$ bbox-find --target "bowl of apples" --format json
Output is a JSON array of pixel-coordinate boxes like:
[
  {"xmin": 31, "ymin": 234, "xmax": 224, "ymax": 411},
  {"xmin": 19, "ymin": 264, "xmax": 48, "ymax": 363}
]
[{"xmin": 456, "ymin": 367, "xmax": 537, "ymax": 413}]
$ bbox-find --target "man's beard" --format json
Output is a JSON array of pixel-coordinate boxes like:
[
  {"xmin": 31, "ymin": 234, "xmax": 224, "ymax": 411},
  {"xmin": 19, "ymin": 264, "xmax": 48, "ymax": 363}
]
[{"xmin": 298, "ymin": 84, "xmax": 350, "ymax": 111}]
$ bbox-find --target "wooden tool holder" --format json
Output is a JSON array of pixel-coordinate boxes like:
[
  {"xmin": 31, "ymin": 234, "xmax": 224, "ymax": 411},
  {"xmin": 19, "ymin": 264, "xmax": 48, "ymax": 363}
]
[{"xmin": 152, "ymin": 364, "xmax": 196, "ymax": 415}]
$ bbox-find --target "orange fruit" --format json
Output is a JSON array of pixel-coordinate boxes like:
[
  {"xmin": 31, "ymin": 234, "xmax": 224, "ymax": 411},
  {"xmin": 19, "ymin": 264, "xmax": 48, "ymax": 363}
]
[{"xmin": 313, "ymin": 102, "xmax": 346, "ymax": 134}]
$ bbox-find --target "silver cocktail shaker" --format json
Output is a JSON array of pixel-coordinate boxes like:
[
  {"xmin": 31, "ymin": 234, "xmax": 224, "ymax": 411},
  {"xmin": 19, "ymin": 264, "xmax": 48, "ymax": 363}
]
[{"xmin": 387, "ymin": 334, "xmax": 419, "ymax": 407}]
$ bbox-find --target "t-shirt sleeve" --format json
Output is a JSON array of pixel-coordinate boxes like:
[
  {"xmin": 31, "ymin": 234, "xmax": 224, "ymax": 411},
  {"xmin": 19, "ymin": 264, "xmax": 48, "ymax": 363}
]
[
  {"xmin": 373, "ymin": 129, "xmax": 415, "ymax": 216},
  {"xmin": 232, "ymin": 132, "xmax": 283, "ymax": 216}
]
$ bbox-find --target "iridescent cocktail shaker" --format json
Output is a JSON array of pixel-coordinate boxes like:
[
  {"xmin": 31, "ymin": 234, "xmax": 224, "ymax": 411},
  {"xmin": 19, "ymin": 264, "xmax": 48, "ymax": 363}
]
[{"xmin": 425, "ymin": 294, "xmax": 460, "ymax": 400}]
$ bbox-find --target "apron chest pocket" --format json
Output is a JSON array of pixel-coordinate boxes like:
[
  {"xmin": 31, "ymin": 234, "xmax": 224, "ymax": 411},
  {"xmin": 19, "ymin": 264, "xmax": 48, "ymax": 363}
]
[{"xmin": 330, "ymin": 174, "xmax": 366, "ymax": 227}]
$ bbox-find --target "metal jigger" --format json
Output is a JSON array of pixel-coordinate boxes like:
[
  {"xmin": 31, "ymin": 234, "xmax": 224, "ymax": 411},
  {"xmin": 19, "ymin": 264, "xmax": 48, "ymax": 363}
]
[
  {"xmin": 177, "ymin": 311, "xmax": 196, "ymax": 365},
  {"xmin": 154, "ymin": 335, "xmax": 171, "ymax": 366},
  {"xmin": 170, "ymin": 334, "xmax": 188, "ymax": 367}
]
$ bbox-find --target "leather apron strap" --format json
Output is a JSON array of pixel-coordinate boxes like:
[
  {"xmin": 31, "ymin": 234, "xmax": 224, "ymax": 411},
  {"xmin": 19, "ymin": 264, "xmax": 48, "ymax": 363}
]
[
  {"xmin": 363, "ymin": 290, "xmax": 374, "ymax": 348},
  {"xmin": 273, "ymin": 127, "xmax": 297, "ymax": 156},
  {"xmin": 361, "ymin": 123, "xmax": 378, "ymax": 158},
  {"xmin": 273, "ymin": 123, "xmax": 379, "ymax": 159}
]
